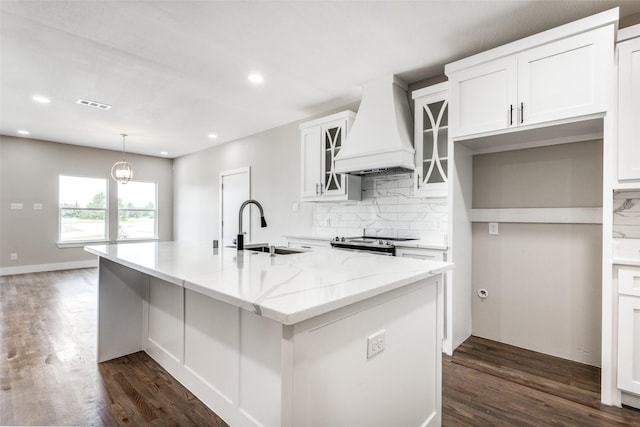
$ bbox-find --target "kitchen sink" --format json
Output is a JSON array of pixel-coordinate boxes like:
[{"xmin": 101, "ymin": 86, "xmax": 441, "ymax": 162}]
[{"xmin": 246, "ymin": 245, "xmax": 306, "ymax": 255}]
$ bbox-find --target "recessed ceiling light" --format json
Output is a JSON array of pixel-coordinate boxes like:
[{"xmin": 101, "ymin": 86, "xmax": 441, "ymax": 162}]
[
  {"xmin": 248, "ymin": 74, "xmax": 264, "ymax": 84},
  {"xmin": 32, "ymin": 95, "xmax": 51, "ymax": 103},
  {"xmin": 208, "ymin": 133, "xmax": 218, "ymax": 139},
  {"xmin": 160, "ymin": 151, "xmax": 168, "ymax": 155},
  {"xmin": 17, "ymin": 130, "xmax": 30, "ymax": 135}
]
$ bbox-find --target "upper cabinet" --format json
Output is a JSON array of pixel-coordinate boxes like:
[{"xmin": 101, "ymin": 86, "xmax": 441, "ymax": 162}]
[
  {"xmin": 447, "ymin": 15, "xmax": 615, "ymax": 140},
  {"xmin": 299, "ymin": 111, "xmax": 362, "ymax": 202},
  {"xmin": 448, "ymin": 56, "xmax": 517, "ymax": 137},
  {"xmin": 412, "ymin": 82, "xmax": 449, "ymax": 198},
  {"xmin": 617, "ymin": 30, "xmax": 640, "ymax": 182}
]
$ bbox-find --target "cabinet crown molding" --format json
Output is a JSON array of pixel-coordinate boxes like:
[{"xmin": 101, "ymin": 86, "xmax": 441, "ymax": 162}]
[{"xmin": 445, "ymin": 7, "xmax": 618, "ymax": 75}]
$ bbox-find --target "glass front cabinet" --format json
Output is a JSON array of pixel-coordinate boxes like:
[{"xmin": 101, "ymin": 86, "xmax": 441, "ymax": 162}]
[
  {"xmin": 299, "ymin": 110, "xmax": 361, "ymax": 201},
  {"xmin": 412, "ymin": 82, "xmax": 449, "ymax": 198}
]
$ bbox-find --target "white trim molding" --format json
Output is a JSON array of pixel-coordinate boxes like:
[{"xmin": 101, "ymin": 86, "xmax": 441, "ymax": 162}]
[
  {"xmin": 471, "ymin": 207, "xmax": 603, "ymax": 224},
  {"xmin": 0, "ymin": 259, "xmax": 98, "ymax": 276}
]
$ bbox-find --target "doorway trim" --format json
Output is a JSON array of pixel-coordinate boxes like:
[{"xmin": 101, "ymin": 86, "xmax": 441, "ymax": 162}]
[{"xmin": 219, "ymin": 166, "xmax": 251, "ymax": 247}]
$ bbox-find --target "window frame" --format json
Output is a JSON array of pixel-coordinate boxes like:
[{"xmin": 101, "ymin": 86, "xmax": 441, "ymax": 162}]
[
  {"xmin": 116, "ymin": 180, "xmax": 158, "ymax": 241},
  {"xmin": 58, "ymin": 174, "xmax": 109, "ymax": 245}
]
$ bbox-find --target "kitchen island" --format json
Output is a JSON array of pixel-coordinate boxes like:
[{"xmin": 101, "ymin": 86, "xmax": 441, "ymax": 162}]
[{"xmin": 85, "ymin": 241, "xmax": 453, "ymax": 427}]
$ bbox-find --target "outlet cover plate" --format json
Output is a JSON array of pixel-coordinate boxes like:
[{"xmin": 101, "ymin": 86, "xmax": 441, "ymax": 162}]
[{"xmin": 367, "ymin": 330, "xmax": 386, "ymax": 359}]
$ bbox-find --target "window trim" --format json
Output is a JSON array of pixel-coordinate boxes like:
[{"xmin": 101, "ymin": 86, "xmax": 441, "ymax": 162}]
[{"xmin": 58, "ymin": 175, "xmax": 109, "ymax": 244}]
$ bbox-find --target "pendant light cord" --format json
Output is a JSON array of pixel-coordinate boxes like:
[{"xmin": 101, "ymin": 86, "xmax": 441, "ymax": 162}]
[{"xmin": 120, "ymin": 133, "xmax": 128, "ymax": 159}]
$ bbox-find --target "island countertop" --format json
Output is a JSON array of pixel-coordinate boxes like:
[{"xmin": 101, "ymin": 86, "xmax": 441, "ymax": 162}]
[{"xmin": 86, "ymin": 241, "xmax": 452, "ymax": 325}]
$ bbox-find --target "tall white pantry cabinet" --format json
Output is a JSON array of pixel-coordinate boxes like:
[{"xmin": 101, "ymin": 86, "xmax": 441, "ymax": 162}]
[
  {"xmin": 445, "ymin": 8, "xmax": 640, "ymax": 409},
  {"xmin": 614, "ymin": 24, "xmax": 640, "ymax": 409}
]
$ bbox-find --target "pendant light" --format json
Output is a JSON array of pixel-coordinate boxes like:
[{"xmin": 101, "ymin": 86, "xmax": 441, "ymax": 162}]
[{"xmin": 110, "ymin": 133, "xmax": 134, "ymax": 184}]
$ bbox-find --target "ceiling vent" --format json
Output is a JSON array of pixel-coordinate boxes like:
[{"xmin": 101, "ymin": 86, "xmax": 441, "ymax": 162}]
[{"xmin": 77, "ymin": 98, "xmax": 112, "ymax": 110}]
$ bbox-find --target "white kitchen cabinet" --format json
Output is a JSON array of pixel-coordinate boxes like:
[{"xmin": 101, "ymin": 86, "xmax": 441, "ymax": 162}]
[
  {"xmin": 618, "ymin": 295, "xmax": 640, "ymax": 395},
  {"xmin": 412, "ymin": 83, "xmax": 450, "ymax": 198},
  {"xmin": 617, "ymin": 35, "xmax": 640, "ymax": 181},
  {"xmin": 286, "ymin": 237, "xmax": 330, "ymax": 250},
  {"xmin": 299, "ymin": 111, "xmax": 361, "ymax": 201},
  {"xmin": 449, "ymin": 56, "xmax": 517, "ymax": 137},
  {"xmin": 300, "ymin": 126, "xmax": 323, "ymax": 198},
  {"xmin": 448, "ymin": 24, "xmax": 613, "ymax": 139},
  {"xmin": 395, "ymin": 246, "xmax": 452, "ymax": 355},
  {"xmin": 618, "ymin": 267, "xmax": 640, "ymax": 395},
  {"xmin": 395, "ymin": 247, "xmax": 445, "ymax": 261}
]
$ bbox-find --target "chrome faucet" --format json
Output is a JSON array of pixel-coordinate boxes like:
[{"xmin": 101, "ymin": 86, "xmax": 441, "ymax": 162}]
[{"xmin": 237, "ymin": 199, "xmax": 267, "ymax": 250}]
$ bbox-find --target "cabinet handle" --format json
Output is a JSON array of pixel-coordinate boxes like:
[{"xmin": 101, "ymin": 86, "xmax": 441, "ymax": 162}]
[
  {"xmin": 520, "ymin": 102, "xmax": 524, "ymax": 124},
  {"xmin": 321, "ymin": 183, "xmax": 325, "ymax": 194},
  {"xmin": 316, "ymin": 183, "xmax": 319, "ymax": 195},
  {"xmin": 301, "ymin": 245, "xmax": 311, "ymax": 249},
  {"xmin": 509, "ymin": 104, "xmax": 513, "ymax": 125}
]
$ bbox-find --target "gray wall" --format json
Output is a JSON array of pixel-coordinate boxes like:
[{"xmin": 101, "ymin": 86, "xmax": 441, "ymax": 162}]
[
  {"xmin": 173, "ymin": 119, "xmax": 316, "ymax": 245},
  {"xmin": 471, "ymin": 140, "xmax": 603, "ymax": 366},
  {"xmin": 0, "ymin": 135, "xmax": 173, "ymax": 271}
]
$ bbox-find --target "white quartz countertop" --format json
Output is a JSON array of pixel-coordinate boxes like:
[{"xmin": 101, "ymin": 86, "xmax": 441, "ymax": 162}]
[{"xmin": 86, "ymin": 241, "xmax": 452, "ymax": 325}]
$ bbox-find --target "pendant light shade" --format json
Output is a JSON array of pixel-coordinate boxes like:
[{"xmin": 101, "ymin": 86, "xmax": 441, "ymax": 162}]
[{"xmin": 111, "ymin": 133, "xmax": 134, "ymax": 184}]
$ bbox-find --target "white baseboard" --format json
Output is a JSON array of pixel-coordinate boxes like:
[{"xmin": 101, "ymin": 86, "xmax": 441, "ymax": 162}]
[{"xmin": 0, "ymin": 259, "xmax": 98, "ymax": 276}]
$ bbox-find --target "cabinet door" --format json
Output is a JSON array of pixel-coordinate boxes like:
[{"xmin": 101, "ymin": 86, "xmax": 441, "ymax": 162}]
[
  {"xmin": 321, "ymin": 118, "xmax": 348, "ymax": 197},
  {"xmin": 618, "ymin": 295, "xmax": 640, "ymax": 394},
  {"xmin": 415, "ymin": 88, "xmax": 449, "ymax": 197},
  {"xmin": 300, "ymin": 126, "xmax": 322, "ymax": 199},
  {"xmin": 518, "ymin": 26, "xmax": 612, "ymax": 126},
  {"xmin": 618, "ymin": 37, "xmax": 640, "ymax": 181},
  {"xmin": 450, "ymin": 56, "xmax": 517, "ymax": 138},
  {"xmin": 395, "ymin": 247, "xmax": 445, "ymax": 261}
]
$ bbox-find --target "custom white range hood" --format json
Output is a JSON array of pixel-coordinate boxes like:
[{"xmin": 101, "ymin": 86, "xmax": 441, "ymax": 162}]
[{"xmin": 334, "ymin": 75, "xmax": 415, "ymax": 175}]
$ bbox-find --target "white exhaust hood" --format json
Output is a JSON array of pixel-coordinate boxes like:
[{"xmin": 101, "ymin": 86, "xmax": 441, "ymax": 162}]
[{"xmin": 334, "ymin": 75, "xmax": 415, "ymax": 175}]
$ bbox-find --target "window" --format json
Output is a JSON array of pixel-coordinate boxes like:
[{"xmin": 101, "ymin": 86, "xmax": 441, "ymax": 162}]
[
  {"xmin": 59, "ymin": 176, "xmax": 108, "ymax": 242},
  {"xmin": 117, "ymin": 181, "xmax": 157, "ymax": 240}
]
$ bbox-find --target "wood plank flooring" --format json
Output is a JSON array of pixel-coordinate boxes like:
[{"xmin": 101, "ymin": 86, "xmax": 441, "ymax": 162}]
[
  {"xmin": 444, "ymin": 336, "xmax": 640, "ymax": 426},
  {"xmin": 0, "ymin": 268, "xmax": 226, "ymax": 426},
  {"xmin": 1, "ymin": 268, "xmax": 639, "ymax": 426}
]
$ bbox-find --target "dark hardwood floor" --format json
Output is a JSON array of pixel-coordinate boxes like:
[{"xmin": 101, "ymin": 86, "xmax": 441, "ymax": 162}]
[
  {"xmin": 1, "ymin": 268, "xmax": 639, "ymax": 426},
  {"xmin": 0, "ymin": 268, "xmax": 226, "ymax": 426},
  {"xmin": 444, "ymin": 336, "xmax": 640, "ymax": 426}
]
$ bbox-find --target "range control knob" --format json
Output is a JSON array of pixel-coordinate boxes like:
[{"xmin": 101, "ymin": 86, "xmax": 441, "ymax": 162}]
[
  {"xmin": 341, "ymin": 237, "xmax": 345, "ymax": 242},
  {"xmin": 386, "ymin": 241, "xmax": 392, "ymax": 246}
]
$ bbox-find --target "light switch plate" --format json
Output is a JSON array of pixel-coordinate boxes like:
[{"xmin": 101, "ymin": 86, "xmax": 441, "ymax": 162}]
[
  {"xmin": 10, "ymin": 203, "xmax": 23, "ymax": 210},
  {"xmin": 489, "ymin": 222, "xmax": 499, "ymax": 235}
]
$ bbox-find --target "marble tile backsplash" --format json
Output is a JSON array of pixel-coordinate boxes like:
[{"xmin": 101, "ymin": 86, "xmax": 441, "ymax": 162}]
[
  {"xmin": 312, "ymin": 172, "xmax": 447, "ymax": 240},
  {"xmin": 613, "ymin": 190, "xmax": 640, "ymax": 238}
]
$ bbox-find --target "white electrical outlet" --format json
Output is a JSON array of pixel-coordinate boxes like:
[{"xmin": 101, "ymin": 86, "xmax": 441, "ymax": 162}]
[
  {"xmin": 367, "ymin": 330, "xmax": 386, "ymax": 359},
  {"xmin": 10, "ymin": 253, "xmax": 17, "ymax": 261},
  {"xmin": 489, "ymin": 222, "xmax": 499, "ymax": 235},
  {"xmin": 10, "ymin": 203, "xmax": 23, "ymax": 210},
  {"xmin": 33, "ymin": 203, "xmax": 43, "ymax": 210},
  {"xmin": 292, "ymin": 202, "xmax": 299, "ymax": 212}
]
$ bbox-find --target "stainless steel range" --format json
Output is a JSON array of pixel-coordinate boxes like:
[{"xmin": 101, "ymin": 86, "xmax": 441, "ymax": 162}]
[{"xmin": 330, "ymin": 236, "xmax": 417, "ymax": 256}]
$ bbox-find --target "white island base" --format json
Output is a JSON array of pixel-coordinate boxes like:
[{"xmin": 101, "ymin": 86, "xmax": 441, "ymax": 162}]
[{"xmin": 92, "ymin": 243, "xmax": 447, "ymax": 427}]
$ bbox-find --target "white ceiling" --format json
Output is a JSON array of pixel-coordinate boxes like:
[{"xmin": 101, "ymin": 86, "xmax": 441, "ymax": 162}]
[{"xmin": 1, "ymin": 1, "xmax": 639, "ymax": 159}]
